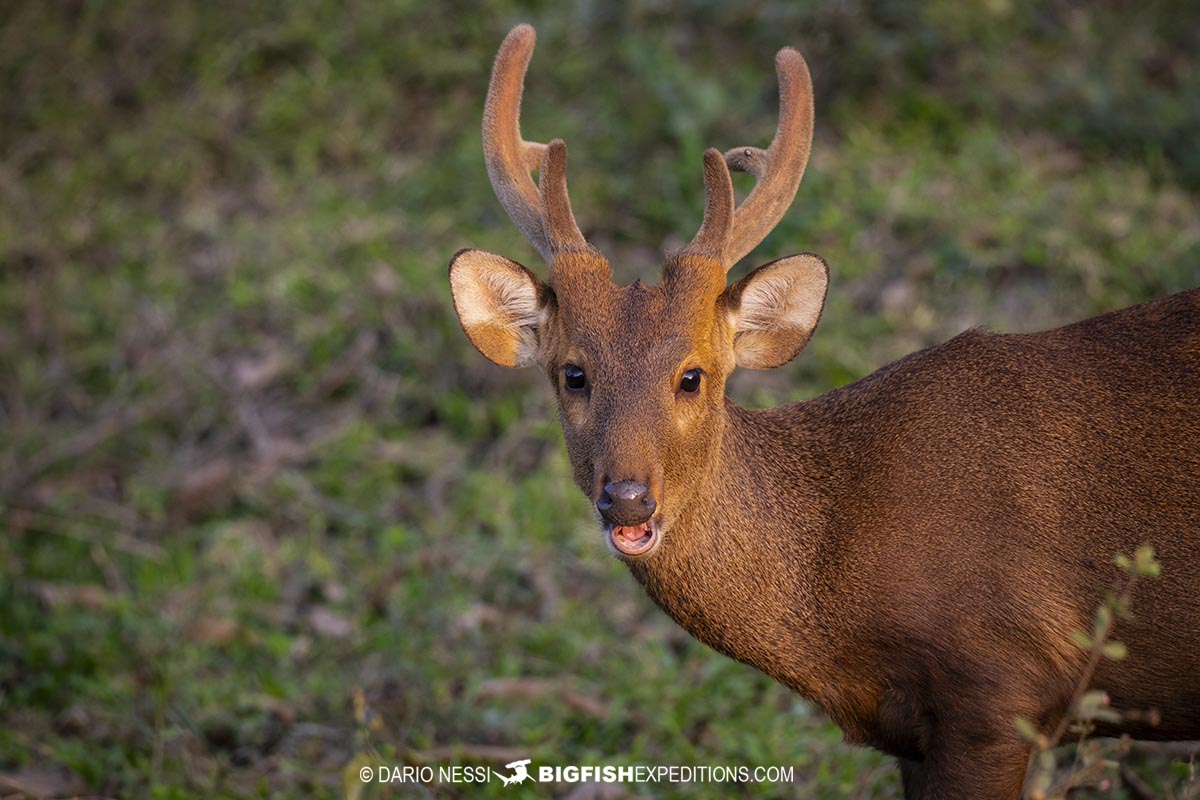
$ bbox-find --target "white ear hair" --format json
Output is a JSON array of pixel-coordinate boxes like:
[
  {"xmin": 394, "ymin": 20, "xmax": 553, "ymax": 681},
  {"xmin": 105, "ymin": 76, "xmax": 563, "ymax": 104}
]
[
  {"xmin": 449, "ymin": 249, "xmax": 546, "ymax": 367},
  {"xmin": 726, "ymin": 253, "xmax": 828, "ymax": 369},
  {"xmin": 738, "ymin": 269, "xmax": 821, "ymax": 332},
  {"xmin": 454, "ymin": 259, "xmax": 544, "ymax": 328}
]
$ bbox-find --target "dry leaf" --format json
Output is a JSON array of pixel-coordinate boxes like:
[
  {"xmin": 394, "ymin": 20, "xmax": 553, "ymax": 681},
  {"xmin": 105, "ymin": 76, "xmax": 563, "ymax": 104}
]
[
  {"xmin": 186, "ymin": 617, "xmax": 240, "ymax": 645},
  {"xmin": 450, "ymin": 603, "xmax": 502, "ymax": 635},
  {"xmin": 31, "ymin": 582, "xmax": 113, "ymax": 610},
  {"xmin": 0, "ymin": 766, "xmax": 90, "ymax": 798},
  {"xmin": 233, "ymin": 345, "xmax": 291, "ymax": 391},
  {"xmin": 172, "ymin": 458, "xmax": 235, "ymax": 518},
  {"xmin": 477, "ymin": 677, "xmax": 609, "ymax": 720},
  {"xmin": 307, "ymin": 606, "xmax": 354, "ymax": 639}
]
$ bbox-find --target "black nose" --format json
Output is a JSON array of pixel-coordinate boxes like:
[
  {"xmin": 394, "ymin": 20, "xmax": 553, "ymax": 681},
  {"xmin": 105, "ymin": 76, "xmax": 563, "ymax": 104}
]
[{"xmin": 597, "ymin": 480, "xmax": 656, "ymax": 526}]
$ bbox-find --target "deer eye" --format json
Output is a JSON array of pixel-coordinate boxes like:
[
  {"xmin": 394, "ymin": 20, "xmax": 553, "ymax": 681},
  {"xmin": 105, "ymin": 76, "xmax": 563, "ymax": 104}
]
[
  {"xmin": 679, "ymin": 368, "xmax": 702, "ymax": 394},
  {"xmin": 563, "ymin": 363, "xmax": 587, "ymax": 392}
]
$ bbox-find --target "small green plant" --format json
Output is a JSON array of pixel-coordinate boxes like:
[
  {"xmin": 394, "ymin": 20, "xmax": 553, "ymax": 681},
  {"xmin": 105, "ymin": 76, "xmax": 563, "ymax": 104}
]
[{"xmin": 1017, "ymin": 545, "xmax": 1163, "ymax": 799}]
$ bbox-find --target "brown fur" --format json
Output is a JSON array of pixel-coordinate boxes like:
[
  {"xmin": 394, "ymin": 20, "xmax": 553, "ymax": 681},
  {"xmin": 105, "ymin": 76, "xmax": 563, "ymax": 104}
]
[
  {"xmin": 451, "ymin": 25, "xmax": 1200, "ymax": 799},
  {"xmin": 627, "ymin": 291, "xmax": 1200, "ymax": 798}
]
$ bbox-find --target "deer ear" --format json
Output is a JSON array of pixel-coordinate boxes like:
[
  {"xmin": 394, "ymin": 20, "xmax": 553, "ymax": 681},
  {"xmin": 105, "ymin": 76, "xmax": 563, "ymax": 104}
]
[
  {"xmin": 722, "ymin": 253, "xmax": 828, "ymax": 369},
  {"xmin": 449, "ymin": 248, "xmax": 550, "ymax": 368}
]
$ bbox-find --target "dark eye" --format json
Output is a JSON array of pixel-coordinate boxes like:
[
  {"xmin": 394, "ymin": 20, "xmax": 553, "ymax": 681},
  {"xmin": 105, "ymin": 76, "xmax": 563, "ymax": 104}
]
[
  {"xmin": 564, "ymin": 363, "xmax": 587, "ymax": 392},
  {"xmin": 679, "ymin": 368, "xmax": 702, "ymax": 394}
]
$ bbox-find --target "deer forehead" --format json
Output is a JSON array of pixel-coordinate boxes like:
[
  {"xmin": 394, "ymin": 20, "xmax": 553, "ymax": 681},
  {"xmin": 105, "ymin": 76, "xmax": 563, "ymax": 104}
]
[{"xmin": 552, "ymin": 278, "xmax": 726, "ymax": 365}]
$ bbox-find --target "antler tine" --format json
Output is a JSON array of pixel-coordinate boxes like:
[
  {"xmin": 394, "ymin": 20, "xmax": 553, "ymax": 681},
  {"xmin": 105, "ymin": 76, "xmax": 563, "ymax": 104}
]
[
  {"xmin": 719, "ymin": 47, "xmax": 814, "ymax": 269},
  {"xmin": 685, "ymin": 148, "xmax": 736, "ymax": 260},
  {"xmin": 539, "ymin": 139, "xmax": 589, "ymax": 257},
  {"xmin": 482, "ymin": 24, "xmax": 586, "ymax": 264},
  {"xmin": 483, "ymin": 25, "xmax": 547, "ymax": 259}
]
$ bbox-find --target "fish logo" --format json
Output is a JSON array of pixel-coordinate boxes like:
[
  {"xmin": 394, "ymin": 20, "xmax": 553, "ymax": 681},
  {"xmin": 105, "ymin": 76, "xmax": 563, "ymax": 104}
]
[{"xmin": 493, "ymin": 758, "xmax": 533, "ymax": 786}]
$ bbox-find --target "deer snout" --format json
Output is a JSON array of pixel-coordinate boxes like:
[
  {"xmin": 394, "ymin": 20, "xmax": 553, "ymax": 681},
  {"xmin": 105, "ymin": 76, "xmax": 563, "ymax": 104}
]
[{"xmin": 597, "ymin": 480, "xmax": 657, "ymax": 526}]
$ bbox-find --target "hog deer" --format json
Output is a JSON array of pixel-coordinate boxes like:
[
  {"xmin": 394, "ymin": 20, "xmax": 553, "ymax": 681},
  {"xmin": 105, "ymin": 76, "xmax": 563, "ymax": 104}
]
[{"xmin": 448, "ymin": 24, "xmax": 1200, "ymax": 799}]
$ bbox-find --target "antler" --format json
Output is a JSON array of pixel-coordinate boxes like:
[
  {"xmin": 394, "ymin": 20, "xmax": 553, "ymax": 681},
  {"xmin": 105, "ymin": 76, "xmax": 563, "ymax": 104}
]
[
  {"xmin": 685, "ymin": 47, "xmax": 814, "ymax": 270},
  {"xmin": 483, "ymin": 24, "xmax": 588, "ymax": 263},
  {"xmin": 686, "ymin": 148, "xmax": 736, "ymax": 260}
]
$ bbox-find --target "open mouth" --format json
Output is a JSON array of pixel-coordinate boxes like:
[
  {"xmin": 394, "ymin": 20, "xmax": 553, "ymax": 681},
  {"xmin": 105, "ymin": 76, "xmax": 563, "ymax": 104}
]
[{"xmin": 607, "ymin": 519, "xmax": 660, "ymax": 557}]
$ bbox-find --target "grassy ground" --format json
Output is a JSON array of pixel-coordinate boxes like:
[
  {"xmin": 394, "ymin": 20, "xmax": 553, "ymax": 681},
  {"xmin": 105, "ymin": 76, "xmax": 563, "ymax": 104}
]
[{"xmin": 2, "ymin": 1, "xmax": 1198, "ymax": 797}]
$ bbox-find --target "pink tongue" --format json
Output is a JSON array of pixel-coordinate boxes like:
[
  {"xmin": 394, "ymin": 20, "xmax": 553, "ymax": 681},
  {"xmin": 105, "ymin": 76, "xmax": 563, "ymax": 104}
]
[{"xmin": 616, "ymin": 524, "xmax": 648, "ymax": 541}]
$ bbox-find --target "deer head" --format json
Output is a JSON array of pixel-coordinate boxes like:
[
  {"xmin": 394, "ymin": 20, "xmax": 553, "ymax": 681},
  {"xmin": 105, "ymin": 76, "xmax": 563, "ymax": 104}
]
[{"xmin": 449, "ymin": 24, "xmax": 828, "ymax": 558}]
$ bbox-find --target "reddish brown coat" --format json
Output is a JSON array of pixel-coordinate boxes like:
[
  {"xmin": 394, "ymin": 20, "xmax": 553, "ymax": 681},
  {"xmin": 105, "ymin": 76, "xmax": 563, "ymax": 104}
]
[{"xmin": 449, "ymin": 24, "xmax": 1200, "ymax": 799}]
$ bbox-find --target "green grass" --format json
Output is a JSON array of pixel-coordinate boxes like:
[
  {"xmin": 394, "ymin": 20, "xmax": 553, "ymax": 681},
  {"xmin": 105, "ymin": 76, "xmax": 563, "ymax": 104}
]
[{"xmin": 2, "ymin": 1, "xmax": 1199, "ymax": 797}]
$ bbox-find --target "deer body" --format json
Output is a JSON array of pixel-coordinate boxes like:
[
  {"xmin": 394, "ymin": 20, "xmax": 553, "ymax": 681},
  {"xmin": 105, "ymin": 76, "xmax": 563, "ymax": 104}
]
[
  {"xmin": 449, "ymin": 25, "xmax": 1200, "ymax": 798},
  {"xmin": 632, "ymin": 292, "xmax": 1200, "ymax": 795}
]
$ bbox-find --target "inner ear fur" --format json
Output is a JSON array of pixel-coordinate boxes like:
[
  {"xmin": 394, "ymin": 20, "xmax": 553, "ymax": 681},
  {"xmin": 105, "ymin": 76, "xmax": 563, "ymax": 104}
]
[
  {"xmin": 722, "ymin": 253, "xmax": 829, "ymax": 369},
  {"xmin": 448, "ymin": 248, "xmax": 551, "ymax": 368}
]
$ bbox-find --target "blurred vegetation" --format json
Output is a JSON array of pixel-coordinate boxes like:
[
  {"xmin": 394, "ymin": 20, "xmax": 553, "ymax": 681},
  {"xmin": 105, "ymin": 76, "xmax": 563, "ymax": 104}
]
[{"xmin": 1, "ymin": 1, "xmax": 1198, "ymax": 797}]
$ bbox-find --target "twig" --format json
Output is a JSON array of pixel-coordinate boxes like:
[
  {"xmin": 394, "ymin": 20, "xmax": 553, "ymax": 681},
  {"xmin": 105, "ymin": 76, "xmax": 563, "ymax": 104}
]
[
  {"xmin": 1048, "ymin": 576, "xmax": 1139, "ymax": 747},
  {"xmin": 91, "ymin": 543, "xmax": 127, "ymax": 593},
  {"xmin": 1061, "ymin": 726, "xmax": 1091, "ymax": 796},
  {"xmin": 4, "ymin": 504, "xmax": 166, "ymax": 561},
  {"xmin": 1118, "ymin": 762, "xmax": 1157, "ymax": 800},
  {"xmin": 1124, "ymin": 741, "xmax": 1200, "ymax": 759},
  {"xmin": 2, "ymin": 390, "xmax": 178, "ymax": 497}
]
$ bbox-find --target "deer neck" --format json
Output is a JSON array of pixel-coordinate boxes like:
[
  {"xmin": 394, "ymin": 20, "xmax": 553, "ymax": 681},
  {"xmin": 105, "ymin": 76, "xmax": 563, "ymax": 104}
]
[{"xmin": 624, "ymin": 396, "xmax": 846, "ymax": 696}]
